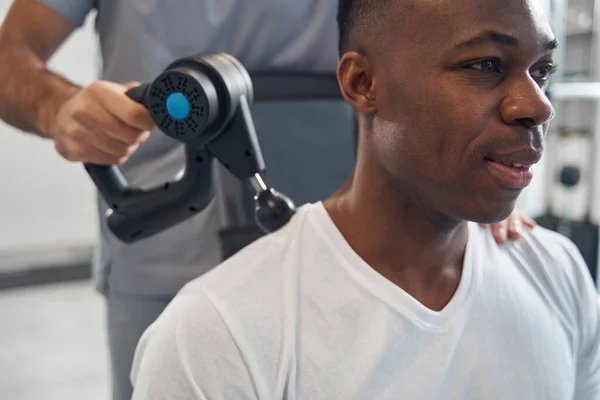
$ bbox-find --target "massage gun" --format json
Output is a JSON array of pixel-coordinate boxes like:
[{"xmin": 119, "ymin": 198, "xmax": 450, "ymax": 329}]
[{"xmin": 84, "ymin": 52, "xmax": 296, "ymax": 243}]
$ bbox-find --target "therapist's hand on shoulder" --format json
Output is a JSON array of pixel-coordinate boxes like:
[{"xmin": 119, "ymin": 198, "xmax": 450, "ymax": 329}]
[
  {"xmin": 482, "ymin": 208, "xmax": 537, "ymax": 245},
  {"xmin": 53, "ymin": 80, "xmax": 155, "ymax": 165}
]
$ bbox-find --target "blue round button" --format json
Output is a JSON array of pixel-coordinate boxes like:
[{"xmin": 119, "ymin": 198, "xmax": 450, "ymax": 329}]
[{"xmin": 165, "ymin": 92, "xmax": 190, "ymax": 120}]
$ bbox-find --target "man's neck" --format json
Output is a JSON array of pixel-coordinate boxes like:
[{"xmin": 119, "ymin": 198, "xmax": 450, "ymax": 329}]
[{"xmin": 324, "ymin": 153, "xmax": 469, "ymax": 311}]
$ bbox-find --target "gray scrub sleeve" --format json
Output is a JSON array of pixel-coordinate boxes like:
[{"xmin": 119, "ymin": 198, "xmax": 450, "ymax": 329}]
[{"xmin": 34, "ymin": 0, "xmax": 95, "ymax": 27}]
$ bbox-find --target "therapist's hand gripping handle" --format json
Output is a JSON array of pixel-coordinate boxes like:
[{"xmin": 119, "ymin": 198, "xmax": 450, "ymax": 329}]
[{"xmin": 83, "ymin": 82, "xmax": 215, "ymax": 243}]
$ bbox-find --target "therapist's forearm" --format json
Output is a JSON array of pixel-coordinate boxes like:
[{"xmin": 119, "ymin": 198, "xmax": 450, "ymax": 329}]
[{"xmin": 0, "ymin": 32, "xmax": 80, "ymax": 138}]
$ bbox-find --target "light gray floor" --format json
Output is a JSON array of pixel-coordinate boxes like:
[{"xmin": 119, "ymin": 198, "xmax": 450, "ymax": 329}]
[{"xmin": 0, "ymin": 281, "xmax": 110, "ymax": 400}]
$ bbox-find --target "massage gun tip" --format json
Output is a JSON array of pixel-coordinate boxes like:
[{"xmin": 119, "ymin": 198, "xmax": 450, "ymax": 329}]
[{"xmin": 254, "ymin": 188, "xmax": 296, "ymax": 233}]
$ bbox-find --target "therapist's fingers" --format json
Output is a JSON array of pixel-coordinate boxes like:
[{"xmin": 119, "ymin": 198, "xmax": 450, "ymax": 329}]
[
  {"xmin": 520, "ymin": 214, "xmax": 537, "ymax": 229},
  {"xmin": 480, "ymin": 209, "xmax": 536, "ymax": 244},
  {"xmin": 506, "ymin": 218, "xmax": 523, "ymax": 241},
  {"xmin": 491, "ymin": 220, "xmax": 509, "ymax": 244}
]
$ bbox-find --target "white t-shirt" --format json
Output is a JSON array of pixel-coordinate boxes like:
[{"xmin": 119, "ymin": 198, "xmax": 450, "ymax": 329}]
[{"xmin": 130, "ymin": 202, "xmax": 600, "ymax": 400}]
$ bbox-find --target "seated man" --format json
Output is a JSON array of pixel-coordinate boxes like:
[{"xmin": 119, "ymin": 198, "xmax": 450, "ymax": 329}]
[{"xmin": 130, "ymin": 0, "xmax": 600, "ymax": 398}]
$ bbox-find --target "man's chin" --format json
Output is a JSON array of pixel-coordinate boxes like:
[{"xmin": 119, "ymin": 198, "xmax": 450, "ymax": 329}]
[{"xmin": 456, "ymin": 201, "xmax": 517, "ymax": 225}]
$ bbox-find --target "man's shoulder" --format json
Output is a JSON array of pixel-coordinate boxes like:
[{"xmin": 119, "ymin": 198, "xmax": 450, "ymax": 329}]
[
  {"xmin": 474, "ymin": 221, "xmax": 595, "ymax": 313},
  {"xmin": 177, "ymin": 202, "xmax": 321, "ymax": 312},
  {"xmin": 510, "ymin": 223, "xmax": 589, "ymax": 278},
  {"xmin": 134, "ymin": 203, "xmax": 324, "ymax": 392},
  {"xmin": 471, "ymin": 220, "xmax": 588, "ymax": 275}
]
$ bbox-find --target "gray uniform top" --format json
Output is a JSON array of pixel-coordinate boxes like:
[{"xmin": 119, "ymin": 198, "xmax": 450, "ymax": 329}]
[{"xmin": 38, "ymin": 0, "xmax": 351, "ymax": 296}]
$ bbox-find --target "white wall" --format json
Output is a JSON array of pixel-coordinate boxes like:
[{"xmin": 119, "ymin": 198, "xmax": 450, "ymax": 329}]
[{"xmin": 0, "ymin": 3, "xmax": 99, "ymax": 267}]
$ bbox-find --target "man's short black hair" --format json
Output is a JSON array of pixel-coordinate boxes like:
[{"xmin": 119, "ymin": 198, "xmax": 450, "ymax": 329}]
[
  {"xmin": 337, "ymin": 0, "xmax": 355, "ymax": 56},
  {"xmin": 337, "ymin": 0, "xmax": 388, "ymax": 57}
]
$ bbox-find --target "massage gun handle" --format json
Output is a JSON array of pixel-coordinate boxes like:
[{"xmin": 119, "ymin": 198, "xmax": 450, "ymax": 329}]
[{"xmin": 83, "ymin": 84, "xmax": 216, "ymax": 243}]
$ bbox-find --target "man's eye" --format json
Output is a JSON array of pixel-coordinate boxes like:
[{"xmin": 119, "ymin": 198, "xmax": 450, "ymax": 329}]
[
  {"xmin": 469, "ymin": 59, "xmax": 502, "ymax": 74},
  {"xmin": 531, "ymin": 64, "xmax": 558, "ymax": 80}
]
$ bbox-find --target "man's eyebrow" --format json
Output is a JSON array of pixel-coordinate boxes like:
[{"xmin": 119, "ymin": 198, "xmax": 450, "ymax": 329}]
[
  {"xmin": 455, "ymin": 30, "xmax": 518, "ymax": 49},
  {"xmin": 455, "ymin": 30, "xmax": 559, "ymax": 51}
]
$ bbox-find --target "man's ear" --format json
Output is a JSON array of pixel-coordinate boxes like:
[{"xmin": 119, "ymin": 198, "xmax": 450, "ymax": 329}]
[{"xmin": 337, "ymin": 51, "xmax": 376, "ymax": 115}]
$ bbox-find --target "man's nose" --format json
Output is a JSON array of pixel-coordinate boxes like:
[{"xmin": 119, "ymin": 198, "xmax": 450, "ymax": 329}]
[{"xmin": 500, "ymin": 76, "xmax": 555, "ymax": 129}]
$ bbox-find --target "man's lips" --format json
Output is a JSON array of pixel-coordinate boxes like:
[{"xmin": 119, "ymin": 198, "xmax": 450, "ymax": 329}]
[
  {"xmin": 484, "ymin": 150, "xmax": 541, "ymax": 189},
  {"xmin": 485, "ymin": 159, "xmax": 533, "ymax": 189}
]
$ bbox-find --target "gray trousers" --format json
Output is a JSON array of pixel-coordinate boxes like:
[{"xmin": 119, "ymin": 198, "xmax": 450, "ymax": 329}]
[{"xmin": 106, "ymin": 289, "xmax": 173, "ymax": 400}]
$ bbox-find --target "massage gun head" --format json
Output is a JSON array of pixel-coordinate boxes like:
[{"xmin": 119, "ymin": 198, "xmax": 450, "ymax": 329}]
[
  {"xmin": 254, "ymin": 188, "xmax": 296, "ymax": 233},
  {"xmin": 145, "ymin": 53, "xmax": 254, "ymax": 146}
]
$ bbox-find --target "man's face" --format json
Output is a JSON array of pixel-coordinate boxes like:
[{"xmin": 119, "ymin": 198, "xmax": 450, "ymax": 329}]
[{"xmin": 368, "ymin": 0, "xmax": 556, "ymax": 223}]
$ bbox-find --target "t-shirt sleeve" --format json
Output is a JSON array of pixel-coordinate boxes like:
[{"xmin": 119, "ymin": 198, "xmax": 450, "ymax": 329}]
[
  {"xmin": 573, "ymin": 273, "xmax": 600, "ymax": 398},
  {"xmin": 34, "ymin": 0, "xmax": 95, "ymax": 27},
  {"xmin": 575, "ymin": 296, "xmax": 600, "ymax": 399},
  {"xmin": 130, "ymin": 286, "xmax": 259, "ymax": 400},
  {"xmin": 555, "ymin": 237, "xmax": 600, "ymax": 399}
]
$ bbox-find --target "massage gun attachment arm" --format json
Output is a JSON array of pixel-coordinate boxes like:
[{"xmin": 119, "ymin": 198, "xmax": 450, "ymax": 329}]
[{"xmin": 206, "ymin": 95, "xmax": 296, "ymax": 233}]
